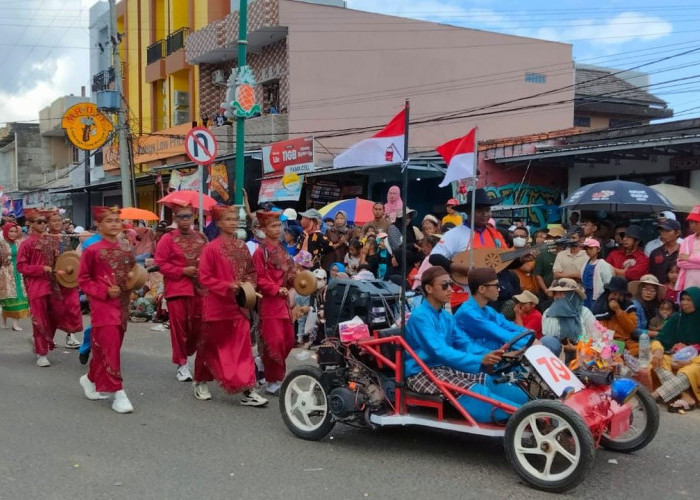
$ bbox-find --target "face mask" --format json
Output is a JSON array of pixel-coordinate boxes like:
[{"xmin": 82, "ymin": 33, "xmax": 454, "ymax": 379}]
[{"xmin": 513, "ymin": 237, "xmax": 527, "ymax": 248}]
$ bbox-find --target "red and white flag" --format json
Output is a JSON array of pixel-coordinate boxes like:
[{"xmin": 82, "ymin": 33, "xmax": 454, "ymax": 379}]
[
  {"xmin": 333, "ymin": 110, "xmax": 405, "ymax": 168},
  {"xmin": 436, "ymin": 128, "xmax": 477, "ymax": 187}
]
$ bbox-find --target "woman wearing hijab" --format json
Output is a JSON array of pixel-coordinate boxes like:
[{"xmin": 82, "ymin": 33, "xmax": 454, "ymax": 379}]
[
  {"xmin": 651, "ymin": 287, "xmax": 700, "ymax": 412},
  {"xmin": 325, "ymin": 211, "xmax": 352, "ymax": 269},
  {"xmin": 0, "ymin": 222, "xmax": 29, "ymax": 331},
  {"xmin": 592, "ymin": 276, "xmax": 639, "ymax": 354},
  {"xmin": 384, "ymin": 185, "xmax": 403, "ymax": 223},
  {"xmin": 541, "ymin": 278, "xmax": 597, "ymax": 360}
]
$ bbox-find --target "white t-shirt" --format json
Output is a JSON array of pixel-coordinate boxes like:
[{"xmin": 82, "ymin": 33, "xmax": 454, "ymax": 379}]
[{"xmin": 431, "ymin": 224, "xmax": 472, "ymax": 260}]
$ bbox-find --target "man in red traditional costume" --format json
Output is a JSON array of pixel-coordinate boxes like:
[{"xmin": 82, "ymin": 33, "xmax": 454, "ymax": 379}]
[
  {"xmin": 253, "ymin": 210, "xmax": 295, "ymax": 395},
  {"xmin": 154, "ymin": 203, "xmax": 207, "ymax": 382},
  {"xmin": 46, "ymin": 208, "xmax": 83, "ymax": 349},
  {"xmin": 77, "ymin": 206, "xmax": 136, "ymax": 414},
  {"xmin": 17, "ymin": 209, "xmax": 61, "ymax": 367},
  {"xmin": 193, "ymin": 205, "xmax": 268, "ymax": 406}
]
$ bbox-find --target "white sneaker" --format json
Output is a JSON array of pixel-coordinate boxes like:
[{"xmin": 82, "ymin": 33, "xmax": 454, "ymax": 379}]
[
  {"xmin": 193, "ymin": 382, "xmax": 212, "ymax": 401},
  {"xmin": 265, "ymin": 381, "xmax": 282, "ymax": 396},
  {"xmin": 79, "ymin": 374, "xmax": 109, "ymax": 400},
  {"xmin": 176, "ymin": 364, "xmax": 193, "ymax": 382},
  {"xmin": 111, "ymin": 390, "xmax": 134, "ymax": 414},
  {"xmin": 240, "ymin": 389, "xmax": 268, "ymax": 407},
  {"xmin": 36, "ymin": 355, "xmax": 51, "ymax": 367},
  {"xmin": 65, "ymin": 334, "xmax": 80, "ymax": 349}
]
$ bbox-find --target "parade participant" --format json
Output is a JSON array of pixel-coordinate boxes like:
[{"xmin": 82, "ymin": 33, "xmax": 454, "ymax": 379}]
[
  {"xmin": 297, "ymin": 209, "xmax": 333, "ymax": 270},
  {"xmin": 361, "ymin": 202, "xmax": 390, "ymax": 236},
  {"xmin": 404, "ymin": 266, "xmax": 528, "ymax": 424},
  {"xmin": 77, "ymin": 206, "xmax": 136, "ymax": 413},
  {"xmin": 648, "ymin": 219, "xmax": 681, "ymax": 284},
  {"xmin": 193, "ymin": 205, "xmax": 268, "ymax": 406},
  {"xmin": 676, "ymin": 205, "xmax": 700, "ymax": 291},
  {"xmin": 384, "ymin": 185, "xmax": 403, "ymax": 223},
  {"xmin": 552, "ymin": 225, "xmax": 587, "ymax": 283},
  {"xmin": 154, "ymin": 203, "xmax": 207, "ymax": 382},
  {"xmin": 46, "ymin": 208, "xmax": 82, "ymax": 349},
  {"xmin": 606, "ymin": 224, "xmax": 650, "ymax": 281},
  {"xmin": 16, "ymin": 209, "xmax": 61, "ymax": 367},
  {"xmin": 454, "ymin": 267, "xmax": 529, "ymax": 355},
  {"xmin": 0, "ymin": 222, "xmax": 29, "ymax": 331},
  {"xmin": 441, "ymin": 198, "xmax": 462, "ymax": 227},
  {"xmin": 650, "ymin": 287, "xmax": 700, "ymax": 412},
  {"xmin": 253, "ymin": 210, "xmax": 296, "ymax": 395},
  {"xmin": 592, "ymin": 276, "xmax": 638, "ymax": 355}
]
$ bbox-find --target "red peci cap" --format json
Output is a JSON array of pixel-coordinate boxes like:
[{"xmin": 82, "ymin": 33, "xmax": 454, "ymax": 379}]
[
  {"xmin": 92, "ymin": 206, "xmax": 121, "ymax": 223},
  {"xmin": 256, "ymin": 210, "xmax": 281, "ymax": 227},
  {"xmin": 211, "ymin": 205, "xmax": 237, "ymax": 222}
]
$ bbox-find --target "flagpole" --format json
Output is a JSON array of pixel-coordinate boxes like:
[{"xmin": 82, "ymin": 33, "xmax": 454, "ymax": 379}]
[
  {"xmin": 400, "ymin": 99, "xmax": 409, "ymax": 414},
  {"xmin": 469, "ymin": 127, "xmax": 478, "ymax": 268}
]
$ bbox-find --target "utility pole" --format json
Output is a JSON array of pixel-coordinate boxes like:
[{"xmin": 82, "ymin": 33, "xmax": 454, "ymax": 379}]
[
  {"xmin": 234, "ymin": 0, "xmax": 247, "ymax": 205},
  {"xmin": 109, "ymin": 0, "xmax": 133, "ymax": 207}
]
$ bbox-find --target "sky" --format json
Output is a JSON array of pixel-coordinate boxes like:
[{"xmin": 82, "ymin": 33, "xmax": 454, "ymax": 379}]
[{"xmin": 0, "ymin": 0, "xmax": 699, "ymax": 126}]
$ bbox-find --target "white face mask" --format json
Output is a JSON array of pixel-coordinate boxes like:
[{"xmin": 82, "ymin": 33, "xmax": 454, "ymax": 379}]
[{"xmin": 513, "ymin": 237, "xmax": 528, "ymax": 248}]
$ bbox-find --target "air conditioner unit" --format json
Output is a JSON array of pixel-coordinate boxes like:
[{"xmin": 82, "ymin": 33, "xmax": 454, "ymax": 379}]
[
  {"xmin": 212, "ymin": 69, "xmax": 226, "ymax": 86},
  {"xmin": 173, "ymin": 110, "xmax": 190, "ymax": 125},
  {"xmin": 173, "ymin": 91, "xmax": 189, "ymax": 108}
]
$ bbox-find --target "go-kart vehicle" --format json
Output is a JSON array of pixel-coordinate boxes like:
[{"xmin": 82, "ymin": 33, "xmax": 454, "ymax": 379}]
[{"xmin": 279, "ymin": 329, "xmax": 659, "ymax": 493}]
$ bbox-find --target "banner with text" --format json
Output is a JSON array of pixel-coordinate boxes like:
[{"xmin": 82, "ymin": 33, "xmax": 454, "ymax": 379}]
[
  {"xmin": 262, "ymin": 136, "xmax": 314, "ymax": 175},
  {"xmin": 258, "ymin": 174, "xmax": 304, "ymax": 203}
]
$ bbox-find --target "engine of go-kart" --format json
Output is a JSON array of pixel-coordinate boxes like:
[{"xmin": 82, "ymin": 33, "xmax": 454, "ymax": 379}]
[{"xmin": 515, "ymin": 355, "xmax": 560, "ymax": 401}]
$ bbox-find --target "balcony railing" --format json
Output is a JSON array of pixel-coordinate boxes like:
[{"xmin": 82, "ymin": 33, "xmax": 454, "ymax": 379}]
[
  {"xmin": 146, "ymin": 40, "xmax": 165, "ymax": 65},
  {"xmin": 166, "ymin": 28, "xmax": 189, "ymax": 55},
  {"xmin": 91, "ymin": 66, "xmax": 116, "ymax": 93}
]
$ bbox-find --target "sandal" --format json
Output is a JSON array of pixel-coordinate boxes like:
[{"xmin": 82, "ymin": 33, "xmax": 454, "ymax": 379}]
[{"xmin": 668, "ymin": 399, "xmax": 696, "ymax": 413}]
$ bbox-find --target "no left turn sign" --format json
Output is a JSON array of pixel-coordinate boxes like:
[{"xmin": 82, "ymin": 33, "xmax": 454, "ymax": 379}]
[{"xmin": 185, "ymin": 127, "xmax": 218, "ymax": 165}]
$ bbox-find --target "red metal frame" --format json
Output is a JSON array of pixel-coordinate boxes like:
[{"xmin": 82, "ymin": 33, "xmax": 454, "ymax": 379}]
[{"xmin": 357, "ymin": 335, "xmax": 519, "ymax": 429}]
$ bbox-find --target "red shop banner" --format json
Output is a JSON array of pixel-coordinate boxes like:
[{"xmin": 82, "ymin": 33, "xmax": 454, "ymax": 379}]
[{"xmin": 262, "ymin": 136, "xmax": 314, "ymax": 174}]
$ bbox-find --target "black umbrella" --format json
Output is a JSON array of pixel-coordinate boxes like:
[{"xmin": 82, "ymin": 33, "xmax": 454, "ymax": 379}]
[{"xmin": 561, "ymin": 180, "xmax": 675, "ymax": 212}]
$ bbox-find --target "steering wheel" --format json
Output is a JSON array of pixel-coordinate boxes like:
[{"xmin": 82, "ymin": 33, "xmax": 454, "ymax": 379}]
[{"xmin": 490, "ymin": 330, "xmax": 537, "ymax": 376}]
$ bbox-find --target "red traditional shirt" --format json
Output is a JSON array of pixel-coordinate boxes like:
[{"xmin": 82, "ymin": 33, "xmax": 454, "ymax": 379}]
[
  {"xmin": 78, "ymin": 238, "xmax": 135, "ymax": 327},
  {"xmin": 199, "ymin": 236, "xmax": 256, "ymax": 322},
  {"xmin": 16, "ymin": 234, "xmax": 60, "ymax": 299},
  {"xmin": 154, "ymin": 229, "xmax": 207, "ymax": 299},
  {"xmin": 253, "ymin": 240, "xmax": 293, "ymax": 320}
]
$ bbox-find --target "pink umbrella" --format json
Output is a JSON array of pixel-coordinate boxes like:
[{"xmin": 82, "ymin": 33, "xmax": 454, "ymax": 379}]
[{"xmin": 158, "ymin": 190, "xmax": 218, "ymax": 210}]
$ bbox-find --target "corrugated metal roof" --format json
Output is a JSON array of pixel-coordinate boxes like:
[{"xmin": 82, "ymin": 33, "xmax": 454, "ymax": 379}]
[{"xmin": 575, "ymin": 68, "xmax": 667, "ymax": 106}]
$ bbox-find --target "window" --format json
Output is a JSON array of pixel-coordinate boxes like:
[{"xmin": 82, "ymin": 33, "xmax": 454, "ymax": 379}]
[
  {"xmin": 525, "ymin": 72, "xmax": 546, "ymax": 84},
  {"xmin": 609, "ymin": 119, "xmax": 642, "ymax": 128},
  {"xmin": 71, "ymin": 146, "xmax": 80, "ymax": 164},
  {"xmin": 574, "ymin": 116, "xmax": 591, "ymax": 127},
  {"xmin": 262, "ymin": 79, "xmax": 280, "ymax": 114}
]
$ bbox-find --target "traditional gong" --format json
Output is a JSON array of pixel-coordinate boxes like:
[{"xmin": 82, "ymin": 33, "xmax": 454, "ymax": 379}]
[
  {"xmin": 55, "ymin": 251, "xmax": 80, "ymax": 288},
  {"xmin": 236, "ymin": 282, "xmax": 259, "ymax": 309},
  {"xmin": 293, "ymin": 270, "xmax": 317, "ymax": 296},
  {"xmin": 125, "ymin": 264, "xmax": 148, "ymax": 291}
]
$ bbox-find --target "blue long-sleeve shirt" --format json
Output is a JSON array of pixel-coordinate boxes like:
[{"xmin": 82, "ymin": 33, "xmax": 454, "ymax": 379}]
[
  {"xmin": 454, "ymin": 297, "xmax": 527, "ymax": 355},
  {"xmin": 404, "ymin": 300, "xmax": 483, "ymax": 378}
]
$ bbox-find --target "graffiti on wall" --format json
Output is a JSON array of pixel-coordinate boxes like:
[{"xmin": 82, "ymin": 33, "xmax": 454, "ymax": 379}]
[{"xmin": 484, "ymin": 183, "xmax": 561, "ymax": 228}]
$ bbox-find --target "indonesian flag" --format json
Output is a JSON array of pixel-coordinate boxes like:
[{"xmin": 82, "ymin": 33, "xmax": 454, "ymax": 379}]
[
  {"xmin": 333, "ymin": 110, "xmax": 405, "ymax": 168},
  {"xmin": 436, "ymin": 128, "xmax": 477, "ymax": 187}
]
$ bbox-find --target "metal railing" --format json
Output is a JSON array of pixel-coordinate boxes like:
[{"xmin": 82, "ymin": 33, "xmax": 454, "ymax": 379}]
[
  {"xmin": 91, "ymin": 66, "xmax": 116, "ymax": 93},
  {"xmin": 146, "ymin": 40, "xmax": 165, "ymax": 65},
  {"xmin": 166, "ymin": 27, "xmax": 189, "ymax": 55}
]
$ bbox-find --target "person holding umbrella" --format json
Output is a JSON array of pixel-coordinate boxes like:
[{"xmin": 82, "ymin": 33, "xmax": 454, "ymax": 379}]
[{"xmin": 606, "ymin": 224, "xmax": 649, "ymax": 282}]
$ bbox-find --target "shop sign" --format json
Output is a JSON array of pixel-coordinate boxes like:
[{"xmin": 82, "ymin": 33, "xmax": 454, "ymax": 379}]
[
  {"xmin": 258, "ymin": 173, "xmax": 304, "ymax": 203},
  {"xmin": 670, "ymin": 156, "xmax": 700, "ymax": 171},
  {"xmin": 61, "ymin": 102, "xmax": 114, "ymax": 150},
  {"xmin": 262, "ymin": 136, "xmax": 314, "ymax": 174}
]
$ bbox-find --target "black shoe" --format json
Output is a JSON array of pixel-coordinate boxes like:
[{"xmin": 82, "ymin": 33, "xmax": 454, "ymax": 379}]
[{"xmin": 79, "ymin": 350, "xmax": 90, "ymax": 365}]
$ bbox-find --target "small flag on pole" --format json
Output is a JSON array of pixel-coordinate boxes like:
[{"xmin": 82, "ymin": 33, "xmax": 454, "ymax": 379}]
[{"xmin": 436, "ymin": 128, "xmax": 477, "ymax": 187}]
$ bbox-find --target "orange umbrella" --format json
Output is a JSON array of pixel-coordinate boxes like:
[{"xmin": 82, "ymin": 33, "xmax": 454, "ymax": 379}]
[
  {"xmin": 119, "ymin": 207, "xmax": 159, "ymax": 221},
  {"xmin": 158, "ymin": 190, "xmax": 218, "ymax": 210}
]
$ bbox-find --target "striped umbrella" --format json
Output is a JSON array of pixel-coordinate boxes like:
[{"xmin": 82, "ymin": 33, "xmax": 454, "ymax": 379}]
[{"xmin": 318, "ymin": 198, "xmax": 375, "ymax": 225}]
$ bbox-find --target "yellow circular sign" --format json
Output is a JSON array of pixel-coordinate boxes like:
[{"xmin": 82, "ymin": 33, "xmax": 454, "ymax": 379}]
[
  {"xmin": 282, "ymin": 172, "xmax": 301, "ymax": 191},
  {"xmin": 61, "ymin": 102, "xmax": 114, "ymax": 151}
]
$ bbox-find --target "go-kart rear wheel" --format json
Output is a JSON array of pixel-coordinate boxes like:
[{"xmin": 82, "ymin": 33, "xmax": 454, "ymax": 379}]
[
  {"xmin": 504, "ymin": 400, "xmax": 595, "ymax": 493},
  {"xmin": 279, "ymin": 367, "xmax": 335, "ymax": 441},
  {"xmin": 600, "ymin": 385, "xmax": 659, "ymax": 453}
]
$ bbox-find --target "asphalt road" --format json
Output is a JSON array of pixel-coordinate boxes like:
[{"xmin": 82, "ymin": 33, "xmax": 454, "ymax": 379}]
[{"xmin": 1, "ymin": 318, "xmax": 698, "ymax": 500}]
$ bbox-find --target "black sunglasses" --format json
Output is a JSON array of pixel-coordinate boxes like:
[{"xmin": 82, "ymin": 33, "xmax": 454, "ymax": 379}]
[
  {"xmin": 439, "ymin": 280, "xmax": 453, "ymax": 291},
  {"xmin": 34, "ymin": 219, "xmax": 47, "ymax": 224}
]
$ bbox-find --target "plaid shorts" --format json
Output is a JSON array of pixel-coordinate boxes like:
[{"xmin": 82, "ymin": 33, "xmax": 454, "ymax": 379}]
[
  {"xmin": 655, "ymin": 368, "xmax": 691, "ymax": 402},
  {"xmin": 407, "ymin": 366, "xmax": 485, "ymax": 395}
]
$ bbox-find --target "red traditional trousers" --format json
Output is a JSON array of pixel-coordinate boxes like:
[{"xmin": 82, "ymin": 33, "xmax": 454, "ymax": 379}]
[
  {"xmin": 89, "ymin": 325, "xmax": 125, "ymax": 393},
  {"xmin": 29, "ymin": 296, "xmax": 59, "ymax": 356},
  {"xmin": 195, "ymin": 319, "xmax": 256, "ymax": 393},
  {"xmin": 167, "ymin": 296, "xmax": 202, "ymax": 366},
  {"xmin": 260, "ymin": 318, "xmax": 295, "ymax": 383},
  {"xmin": 54, "ymin": 287, "xmax": 83, "ymax": 333}
]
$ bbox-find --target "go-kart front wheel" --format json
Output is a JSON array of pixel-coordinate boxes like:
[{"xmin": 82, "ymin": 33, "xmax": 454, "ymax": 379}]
[
  {"xmin": 279, "ymin": 367, "xmax": 335, "ymax": 441},
  {"xmin": 600, "ymin": 385, "xmax": 659, "ymax": 453},
  {"xmin": 504, "ymin": 400, "xmax": 595, "ymax": 493}
]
